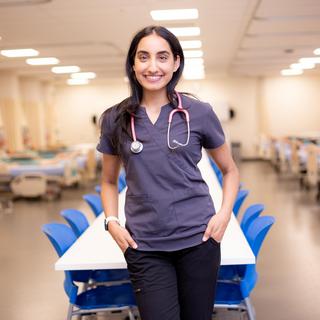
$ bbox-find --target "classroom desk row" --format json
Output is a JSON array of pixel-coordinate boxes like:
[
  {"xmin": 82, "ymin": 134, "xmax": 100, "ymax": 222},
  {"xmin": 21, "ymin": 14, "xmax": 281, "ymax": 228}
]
[{"xmin": 55, "ymin": 151, "xmax": 255, "ymax": 271}]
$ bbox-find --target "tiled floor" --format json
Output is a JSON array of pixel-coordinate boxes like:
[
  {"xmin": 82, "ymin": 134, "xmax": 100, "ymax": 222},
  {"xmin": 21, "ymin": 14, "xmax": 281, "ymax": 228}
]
[{"xmin": 0, "ymin": 161, "xmax": 319, "ymax": 320}]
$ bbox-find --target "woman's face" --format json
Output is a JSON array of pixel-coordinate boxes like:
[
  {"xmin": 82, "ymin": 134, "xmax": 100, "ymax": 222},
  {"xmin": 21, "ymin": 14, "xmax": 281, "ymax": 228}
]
[{"xmin": 133, "ymin": 33, "xmax": 180, "ymax": 94}]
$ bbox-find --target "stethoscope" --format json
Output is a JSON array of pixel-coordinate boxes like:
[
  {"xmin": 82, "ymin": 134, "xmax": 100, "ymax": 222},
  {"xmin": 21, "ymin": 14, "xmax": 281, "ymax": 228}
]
[{"xmin": 130, "ymin": 91, "xmax": 190, "ymax": 154}]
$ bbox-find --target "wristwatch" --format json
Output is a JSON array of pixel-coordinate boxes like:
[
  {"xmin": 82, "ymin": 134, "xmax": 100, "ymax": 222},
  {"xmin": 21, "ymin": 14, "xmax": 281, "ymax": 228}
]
[{"xmin": 104, "ymin": 216, "xmax": 120, "ymax": 231}]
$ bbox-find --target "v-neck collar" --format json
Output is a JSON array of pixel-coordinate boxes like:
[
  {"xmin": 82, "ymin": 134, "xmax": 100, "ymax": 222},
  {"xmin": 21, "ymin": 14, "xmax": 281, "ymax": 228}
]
[{"xmin": 138, "ymin": 102, "xmax": 172, "ymax": 126}]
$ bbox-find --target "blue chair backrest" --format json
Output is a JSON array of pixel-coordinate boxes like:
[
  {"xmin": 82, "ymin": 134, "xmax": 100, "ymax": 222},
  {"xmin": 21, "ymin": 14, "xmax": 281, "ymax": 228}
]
[
  {"xmin": 83, "ymin": 193, "xmax": 103, "ymax": 217},
  {"xmin": 209, "ymin": 157, "xmax": 223, "ymax": 186},
  {"xmin": 41, "ymin": 222, "xmax": 90, "ymax": 287},
  {"xmin": 60, "ymin": 209, "xmax": 89, "ymax": 238},
  {"xmin": 42, "ymin": 222, "xmax": 76, "ymax": 257},
  {"xmin": 233, "ymin": 189, "xmax": 249, "ymax": 217},
  {"xmin": 240, "ymin": 204, "xmax": 265, "ymax": 236},
  {"xmin": 118, "ymin": 170, "xmax": 127, "ymax": 192},
  {"xmin": 95, "ymin": 185, "xmax": 101, "ymax": 193},
  {"xmin": 240, "ymin": 216, "xmax": 275, "ymax": 298}
]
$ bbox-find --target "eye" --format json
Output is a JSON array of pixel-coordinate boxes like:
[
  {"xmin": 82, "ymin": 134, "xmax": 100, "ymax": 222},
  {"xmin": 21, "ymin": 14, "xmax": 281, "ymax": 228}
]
[
  {"xmin": 138, "ymin": 54, "xmax": 148, "ymax": 62},
  {"xmin": 159, "ymin": 55, "xmax": 168, "ymax": 62}
]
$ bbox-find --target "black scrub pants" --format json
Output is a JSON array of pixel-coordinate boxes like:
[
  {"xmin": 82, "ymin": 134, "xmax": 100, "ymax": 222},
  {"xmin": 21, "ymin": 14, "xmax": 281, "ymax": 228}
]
[{"xmin": 124, "ymin": 238, "xmax": 220, "ymax": 320}]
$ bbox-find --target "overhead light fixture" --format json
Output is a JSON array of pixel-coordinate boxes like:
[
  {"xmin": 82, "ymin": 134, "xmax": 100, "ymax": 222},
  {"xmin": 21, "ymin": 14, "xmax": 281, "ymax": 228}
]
[
  {"xmin": 184, "ymin": 58, "xmax": 204, "ymax": 66},
  {"xmin": 67, "ymin": 78, "xmax": 89, "ymax": 85},
  {"xmin": 290, "ymin": 62, "xmax": 315, "ymax": 70},
  {"xmin": 26, "ymin": 57, "xmax": 59, "ymax": 65},
  {"xmin": 168, "ymin": 27, "xmax": 200, "ymax": 37},
  {"xmin": 184, "ymin": 50, "xmax": 203, "ymax": 58},
  {"xmin": 71, "ymin": 72, "xmax": 96, "ymax": 79},
  {"xmin": 150, "ymin": 9, "xmax": 198, "ymax": 21},
  {"xmin": 52, "ymin": 66, "xmax": 80, "ymax": 74},
  {"xmin": 299, "ymin": 57, "xmax": 320, "ymax": 64},
  {"xmin": 184, "ymin": 64, "xmax": 205, "ymax": 72},
  {"xmin": 180, "ymin": 40, "xmax": 202, "ymax": 49},
  {"xmin": 1, "ymin": 48, "xmax": 39, "ymax": 57},
  {"xmin": 281, "ymin": 69, "xmax": 303, "ymax": 76},
  {"xmin": 183, "ymin": 66, "xmax": 205, "ymax": 80},
  {"xmin": 314, "ymin": 48, "xmax": 320, "ymax": 55}
]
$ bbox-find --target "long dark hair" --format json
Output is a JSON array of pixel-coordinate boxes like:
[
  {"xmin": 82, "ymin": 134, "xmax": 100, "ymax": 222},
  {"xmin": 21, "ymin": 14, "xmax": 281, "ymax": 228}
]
[{"xmin": 100, "ymin": 25, "xmax": 185, "ymax": 155}]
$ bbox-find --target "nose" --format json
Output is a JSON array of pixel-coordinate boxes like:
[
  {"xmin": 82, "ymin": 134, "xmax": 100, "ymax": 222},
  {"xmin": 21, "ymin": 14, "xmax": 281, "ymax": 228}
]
[{"xmin": 147, "ymin": 57, "xmax": 158, "ymax": 73}]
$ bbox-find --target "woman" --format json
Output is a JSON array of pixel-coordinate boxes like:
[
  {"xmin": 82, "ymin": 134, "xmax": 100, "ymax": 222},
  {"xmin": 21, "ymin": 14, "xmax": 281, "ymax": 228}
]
[{"xmin": 97, "ymin": 25, "xmax": 239, "ymax": 320}]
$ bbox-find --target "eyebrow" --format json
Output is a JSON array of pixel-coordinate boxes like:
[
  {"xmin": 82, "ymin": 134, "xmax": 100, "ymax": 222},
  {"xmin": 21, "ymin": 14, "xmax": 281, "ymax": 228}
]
[{"xmin": 136, "ymin": 50, "xmax": 170, "ymax": 55}]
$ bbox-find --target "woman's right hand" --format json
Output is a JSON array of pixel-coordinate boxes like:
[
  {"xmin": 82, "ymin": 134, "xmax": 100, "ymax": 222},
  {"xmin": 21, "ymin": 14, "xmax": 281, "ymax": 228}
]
[{"xmin": 107, "ymin": 221, "xmax": 138, "ymax": 253}]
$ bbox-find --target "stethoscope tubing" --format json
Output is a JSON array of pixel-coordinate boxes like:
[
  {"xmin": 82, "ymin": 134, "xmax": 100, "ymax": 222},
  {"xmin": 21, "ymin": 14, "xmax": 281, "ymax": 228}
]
[{"xmin": 130, "ymin": 91, "xmax": 190, "ymax": 153}]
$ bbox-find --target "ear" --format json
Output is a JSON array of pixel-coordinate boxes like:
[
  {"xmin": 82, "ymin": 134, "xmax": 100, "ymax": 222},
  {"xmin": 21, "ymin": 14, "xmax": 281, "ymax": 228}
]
[{"xmin": 173, "ymin": 55, "xmax": 180, "ymax": 72}]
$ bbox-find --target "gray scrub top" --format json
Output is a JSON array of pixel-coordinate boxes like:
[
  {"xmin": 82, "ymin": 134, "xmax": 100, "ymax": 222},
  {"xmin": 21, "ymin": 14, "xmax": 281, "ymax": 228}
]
[{"xmin": 97, "ymin": 94, "xmax": 225, "ymax": 251}]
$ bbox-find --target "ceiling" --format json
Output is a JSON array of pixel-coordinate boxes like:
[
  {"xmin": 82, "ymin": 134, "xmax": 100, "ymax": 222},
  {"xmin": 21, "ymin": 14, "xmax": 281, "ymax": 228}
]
[{"xmin": 0, "ymin": 0, "xmax": 320, "ymax": 83}]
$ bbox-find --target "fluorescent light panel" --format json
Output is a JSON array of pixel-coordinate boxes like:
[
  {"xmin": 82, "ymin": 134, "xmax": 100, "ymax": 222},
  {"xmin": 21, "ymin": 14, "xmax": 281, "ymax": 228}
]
[
  {"xmin": 26, "ymin": 57, "xmax": 59, "ymax": 65},
  {"xmin": 184, "ymin": 58, "xmax": 204, "ymax": 66},
  {"xmin": 1, "ymin": 48, "xmax": 39, "ymax": 57},
  {"xmin": 313, "ymin": 48, "xmax": 320, "ymax": 55},
  {"xmin": 290, "ymin": 62, "xmax": 315, "ymax": 70},
  {"xmin": 150, "ymin": 9, "xmax": 198, "ymax": 21},
  {"xmin": 52, "ymin": 66, "xmax": 80, "ymax": 74},
  {"xmin": 168, "ymin": 27, "xmax": 200, "ymax": 37},
  {"xmin": 299, "ymin": 57, "xmax": 320, "ymax": 64},
  {"xmin": 184, "ymin": 50, "xmax": 203, "ymax": 58},
  {"xmin": 180, "ymin": 40, "xmax": 202, "ymax": 49},
  {"xmin": 71, "ymin": 72, "xmax": 96, "ymax": 79},
  {"xmin": 67, "ymin": 78, "xmax": 89, "ymax": 85},
  {"xmin": 281, "ymin": 69, "xmax": 303, "ymax": 76}
]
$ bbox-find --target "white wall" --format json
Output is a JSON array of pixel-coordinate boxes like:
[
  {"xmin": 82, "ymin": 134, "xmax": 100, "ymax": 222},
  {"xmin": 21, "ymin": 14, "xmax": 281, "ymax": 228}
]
[
  {"xmin": 54, "ymin": 75, "xmax": 260, "ymax": 158},
  {"xmin": 259, "ymin": 75, "xmax": 320, "ymax": 137},
  {"xmin": 54, "ymin": 79, "xmax": 130, "ymax": 145}
]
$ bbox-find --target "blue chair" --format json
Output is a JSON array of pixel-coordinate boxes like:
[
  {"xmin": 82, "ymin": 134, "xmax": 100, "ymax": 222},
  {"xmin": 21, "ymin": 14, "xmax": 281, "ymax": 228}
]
[
  {"xmin": 60, "ymin": 209, "xmax": 130, "ymax": 283},
  {"xmin": 95, "ymin": 169, "xmax": 126, "ymax": 194},
  {"xmin": 41, "ymin": 222, "xmax": 91, "ymax": 285},
  {"xmin": 214, "ymin": 216, "xmax": 275, "ymax": 320},
  {"xmin": 240, "ymin": 204, "xmax": 265, "ymax": 235},
  {"xmin": 61, "ymin": 209, "xmax": 89, "ymax": 238},
  {"xmin": 82, "ymin": 193, "xmax": 103, "ymax": 217},
  {"xmin": 218, "ymin": 204, "xmax": 265, "ymax": 281},
  {"xmin": 233, "ymin": 189, "xmax": 249, "ymax": 217},
  {"xmin": 118, "ymin": 170, "xmax": 127, "ymax": 192},
  {"xmin": 42, "ymin": 223, "xmax": 136, "ymax": 320},
  {"xmin": 95, "ymin": 185, "xmax": 101, "ymax": 193},
  {"xmin": 209, "ymin": 157, "xmax": 223, "ymax": 186}
]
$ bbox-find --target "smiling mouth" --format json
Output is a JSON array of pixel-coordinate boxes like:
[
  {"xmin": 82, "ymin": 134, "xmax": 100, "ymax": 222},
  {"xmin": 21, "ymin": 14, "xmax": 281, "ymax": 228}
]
[{"xmin": 144, "ymin": 75, "xmax": 163, "ymax": 82}]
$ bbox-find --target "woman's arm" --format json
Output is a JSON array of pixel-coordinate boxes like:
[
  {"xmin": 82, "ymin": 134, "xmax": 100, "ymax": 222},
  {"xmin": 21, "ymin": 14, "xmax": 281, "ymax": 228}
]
[
  {"xmin": 101, "ymin": 154, "xmax": 138, "ymax": 251},
  {"xmin": 203, "ymin": 142, "xmax": 240, "ymax": 242}
]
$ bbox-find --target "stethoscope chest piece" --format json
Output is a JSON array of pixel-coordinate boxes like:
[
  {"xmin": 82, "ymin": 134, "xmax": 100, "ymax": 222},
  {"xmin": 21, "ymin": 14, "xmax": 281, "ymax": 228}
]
[{"xmin": 130, "ymin": 140, "xmax": 143, "ymax": 154}]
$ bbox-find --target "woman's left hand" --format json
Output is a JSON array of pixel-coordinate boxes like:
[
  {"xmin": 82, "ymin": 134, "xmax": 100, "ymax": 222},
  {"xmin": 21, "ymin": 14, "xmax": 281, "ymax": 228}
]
[{"xmin": 202, "ymin": 211, "xmax": 231, "ymax": 243}]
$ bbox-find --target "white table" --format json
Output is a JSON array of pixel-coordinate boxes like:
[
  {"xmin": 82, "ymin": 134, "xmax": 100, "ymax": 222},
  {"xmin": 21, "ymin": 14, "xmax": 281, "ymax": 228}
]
[{"xmin": 55, "ymin": 151, "xmax": 255, "ymax": 271}]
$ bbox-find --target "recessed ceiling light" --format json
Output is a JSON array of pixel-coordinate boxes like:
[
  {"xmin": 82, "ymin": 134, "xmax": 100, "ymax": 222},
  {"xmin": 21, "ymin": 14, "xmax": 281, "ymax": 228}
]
[
  {"xmin": 26, "ymin": 57, "xmax": 59, "ymax": 65},
  {"xmin": 180, "ymin": 40, "xmax": 202, "ymax": 49},
  {"xmin": 184, "ymin": 58, "xmax": 204, "ymax": 65},
  {"xmin": 281, "ymin": 69, "xmax": 303, "ymax": 76},
  {"xmin": 67, "ymin": 78, "xmax": 89, "ymax": 85},
  {"xmin": 150, "ymin": 9, "xmax": 198, "ymax": 21},
  {"xmin": 290, "ymin": 62, "xmax": 315, "ymax": 70},
  {"xmin": 299, "ymin": 57, "xmax": 320, "ymax": 64},
  {"xmin": 184, "ymin": 50, "xmax": 203, "ymax": 58},
  {"xmin": 183, "ymin": 67, "xmax": 205, "ymax": 80},
  {"xmin": 71, "ymin": 72, "xmax": 96, "ymax": 79},
  {"xmin": 314, "ymin": 48, "xmax": 320, "ymax": 55},
  {"xmin": 168, "ymin": 27, "xmax": 200, "ymax": 37},
  {"xmin": 1, "ymin": 48, "xmax": 39, "ymax": 57},
  {"xmin": 52, "ymin": 66, "xmax": 80, "ymax": 74}
]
